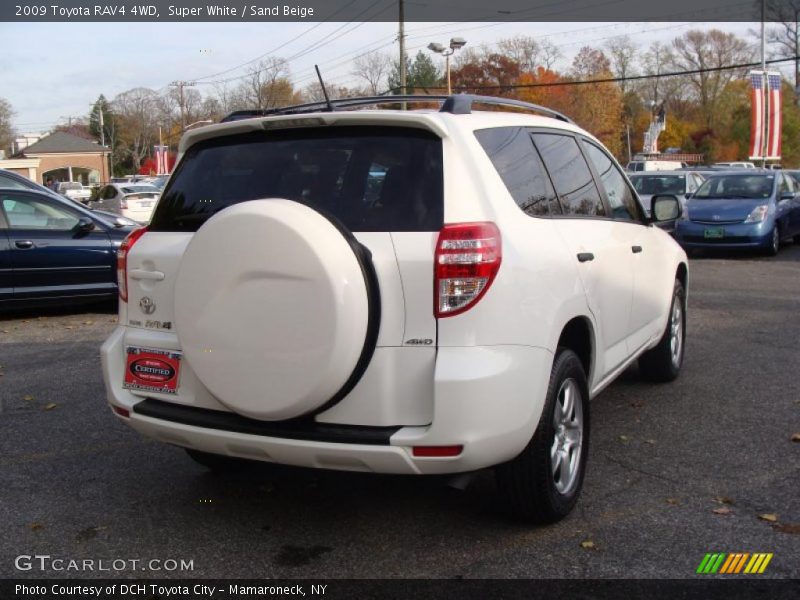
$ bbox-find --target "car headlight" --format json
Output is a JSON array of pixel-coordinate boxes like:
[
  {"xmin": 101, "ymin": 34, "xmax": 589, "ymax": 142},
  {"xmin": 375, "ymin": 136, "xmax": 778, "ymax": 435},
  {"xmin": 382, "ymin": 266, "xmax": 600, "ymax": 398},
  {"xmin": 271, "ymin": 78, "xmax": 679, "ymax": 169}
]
[{"xmin": 744, "ymin": 205, "xmax": 768, "ymax": 223}]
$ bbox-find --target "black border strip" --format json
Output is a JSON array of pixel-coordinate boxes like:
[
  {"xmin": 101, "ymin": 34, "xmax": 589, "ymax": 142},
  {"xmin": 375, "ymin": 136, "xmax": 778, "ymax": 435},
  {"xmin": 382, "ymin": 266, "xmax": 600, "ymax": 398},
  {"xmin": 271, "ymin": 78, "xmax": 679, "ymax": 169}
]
[{"xmin": 133, "ymin": 399, "xmax": 400, "ymax": 445}]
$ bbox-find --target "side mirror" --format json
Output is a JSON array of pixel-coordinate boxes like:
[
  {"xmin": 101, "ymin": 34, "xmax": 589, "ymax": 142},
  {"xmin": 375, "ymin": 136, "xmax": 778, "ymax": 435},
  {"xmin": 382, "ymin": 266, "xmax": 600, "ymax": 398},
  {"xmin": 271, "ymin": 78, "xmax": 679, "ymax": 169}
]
[
  {"xmin": 651, "ymin": 194, "xmax": 682, "ymax": 222},
  {"xmin": 685, "ymin": 192, "xmax": 693, "ymax": 200},
  {"xmin": 76, "ymin": 217, "xmax": 96, "ymax": 232}
]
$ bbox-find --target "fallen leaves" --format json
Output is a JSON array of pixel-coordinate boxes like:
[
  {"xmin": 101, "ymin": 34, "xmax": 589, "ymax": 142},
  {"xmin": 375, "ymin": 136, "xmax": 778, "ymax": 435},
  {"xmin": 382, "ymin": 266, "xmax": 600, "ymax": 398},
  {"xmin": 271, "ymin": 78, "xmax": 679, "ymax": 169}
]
[
  {"xmin": 30, "ymin": 523, "xmax": 44, "ymax": 531},
  {"xmin": 43, "ymin": 403, "xmax": 57, "ymax": 411},
  {"xmin": 580, "ymin": 540, "xmax": 596, "ymax": 549},
  {"xmin": 712, "ymin": 507, "xmax": 732, "ymax": 515},
  {"xmin": 758, "ymin": 513, "xmax": 778, "ymax": 522},
  {"xmin": 23, "ymin": 395, "xmax": 34, "ymax": 402},
  {"xmin": 666, "ymin": 498, "xmax": 680, "ymax": 505},
  {"xmin": 713, "ymin": 496, "xmax": 735, "ymax": 505},
  {"xmin": 644, "ymin": 439, "xmax": 656, "ymax": 445},
  {"xmin": 618, "ymin": 435, "xmax": 629, "ymax": 442},
  {"xmin": 773, "ymin": 522, "xmax": 800, "ymax": 535}
]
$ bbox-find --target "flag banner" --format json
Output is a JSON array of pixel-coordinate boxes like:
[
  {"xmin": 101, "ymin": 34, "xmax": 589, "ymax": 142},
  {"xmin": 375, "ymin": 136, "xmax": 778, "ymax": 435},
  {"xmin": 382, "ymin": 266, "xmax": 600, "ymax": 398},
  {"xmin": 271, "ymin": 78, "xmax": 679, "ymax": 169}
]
[
  {"xmin": 766, "ymin": 73, "xmax": 782, "ymax": 159},
  {"xmin": 154, "ymin": 145, "xmax": 169, "ymax": 175},
  {"xmin": 749, "ymin": 71, "xmax": 783, "ymax": 161},
  {"xmin": 748, "ymin": 71, "xmax": 765, "ymax": 160}
]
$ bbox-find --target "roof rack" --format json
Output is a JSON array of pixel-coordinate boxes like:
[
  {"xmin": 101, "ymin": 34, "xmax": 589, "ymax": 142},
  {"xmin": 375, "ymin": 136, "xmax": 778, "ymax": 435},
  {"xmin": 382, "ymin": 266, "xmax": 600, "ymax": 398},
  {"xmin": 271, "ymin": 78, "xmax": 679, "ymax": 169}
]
[{"xmin": 221, "ymin": 94, "xmax": 573, "ymax": 124}]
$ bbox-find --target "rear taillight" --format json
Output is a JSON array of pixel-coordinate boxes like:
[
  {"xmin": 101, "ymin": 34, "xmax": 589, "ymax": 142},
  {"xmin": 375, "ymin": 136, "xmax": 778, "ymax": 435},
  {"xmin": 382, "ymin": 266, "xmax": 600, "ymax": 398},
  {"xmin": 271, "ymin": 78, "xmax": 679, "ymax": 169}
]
[
  {"xmin": 119, "ymin": 199, "xmax": 128, "ymax": 210},
  {"xmin": 434, "ymin": 222, "xmax": 501, "ymax": 318},
  {"xmin": 117, "ymin": 227, "xmax": 147, "ymax": 302}
]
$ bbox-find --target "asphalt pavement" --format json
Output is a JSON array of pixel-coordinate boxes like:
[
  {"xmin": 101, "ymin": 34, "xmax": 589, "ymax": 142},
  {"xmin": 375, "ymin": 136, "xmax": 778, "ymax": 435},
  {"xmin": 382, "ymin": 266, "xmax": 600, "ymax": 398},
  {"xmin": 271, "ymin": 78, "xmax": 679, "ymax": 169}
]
[{"xmin": 1, "ymin": 245, "xmax": 799, "ymax": 579}]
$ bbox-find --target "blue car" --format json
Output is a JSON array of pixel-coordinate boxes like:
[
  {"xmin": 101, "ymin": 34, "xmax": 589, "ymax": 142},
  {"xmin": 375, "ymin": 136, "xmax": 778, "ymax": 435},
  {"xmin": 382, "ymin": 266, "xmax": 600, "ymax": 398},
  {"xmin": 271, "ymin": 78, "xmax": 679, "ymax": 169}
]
[
  {"xmin": 674, "ymin": 171, "xmax": 800, "ymax": 256},
  {"xmin": 0, "ymin": 187, "xmax": 136, "ymax": 307}
]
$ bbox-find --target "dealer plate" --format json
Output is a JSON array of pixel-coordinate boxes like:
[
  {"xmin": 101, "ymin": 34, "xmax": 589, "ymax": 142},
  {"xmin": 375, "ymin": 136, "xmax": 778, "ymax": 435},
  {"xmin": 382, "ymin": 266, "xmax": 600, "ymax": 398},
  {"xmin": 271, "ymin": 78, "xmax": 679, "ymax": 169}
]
[
  {"xmin": 704, "ymin": 227, "xmax": 725, "ymax": 239},
  {"xmin": 123, "ymin": 347, "xmax": 181, "ymax": 394}
]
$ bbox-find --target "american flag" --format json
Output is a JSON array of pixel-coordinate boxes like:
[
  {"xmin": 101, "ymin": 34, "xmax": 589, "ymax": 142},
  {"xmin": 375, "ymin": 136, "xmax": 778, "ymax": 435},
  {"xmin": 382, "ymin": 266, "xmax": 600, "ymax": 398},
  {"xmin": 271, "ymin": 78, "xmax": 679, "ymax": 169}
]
[
  {"xmin": 154, "ymin": 144, "xmax": 169, "ymax": 175},
  {"xmin": 766, "ymin": 73, "xmax": 782, "ymax": 159},
  {"xmin": 749, "ymin": 71, "xmax": 782, "ymax": 160}
]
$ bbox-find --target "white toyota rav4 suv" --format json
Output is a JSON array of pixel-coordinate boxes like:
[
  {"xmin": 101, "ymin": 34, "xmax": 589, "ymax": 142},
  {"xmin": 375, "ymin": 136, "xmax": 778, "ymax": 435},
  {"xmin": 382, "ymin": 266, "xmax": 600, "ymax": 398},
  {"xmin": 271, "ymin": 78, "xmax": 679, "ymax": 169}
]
[{"xmin": 101, "ymin": 95, "xmax": 688, "ymax": 523}]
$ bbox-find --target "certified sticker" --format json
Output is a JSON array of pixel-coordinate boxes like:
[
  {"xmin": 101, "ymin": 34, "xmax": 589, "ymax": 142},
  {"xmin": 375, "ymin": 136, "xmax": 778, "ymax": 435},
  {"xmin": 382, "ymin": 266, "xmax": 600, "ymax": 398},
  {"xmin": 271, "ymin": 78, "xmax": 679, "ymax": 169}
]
[{"xmin": 124, "ymin": 347, "xmax": 181, "ymax": 394}]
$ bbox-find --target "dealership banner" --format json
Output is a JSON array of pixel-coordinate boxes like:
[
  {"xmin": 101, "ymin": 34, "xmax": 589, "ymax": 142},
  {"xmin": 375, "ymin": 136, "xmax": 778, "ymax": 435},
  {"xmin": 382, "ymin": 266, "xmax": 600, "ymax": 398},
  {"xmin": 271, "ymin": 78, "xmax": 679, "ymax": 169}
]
[
  {"xmin": 3, "ymin": 579, "xmax": 800, "ymax": 600},
  {"xmin": 749, "ymin": 71, "xmax": 783, "ymax": 161},
  {"xmin": 2, "ymin": 0, "xmax": 773, "ymax": 22}
]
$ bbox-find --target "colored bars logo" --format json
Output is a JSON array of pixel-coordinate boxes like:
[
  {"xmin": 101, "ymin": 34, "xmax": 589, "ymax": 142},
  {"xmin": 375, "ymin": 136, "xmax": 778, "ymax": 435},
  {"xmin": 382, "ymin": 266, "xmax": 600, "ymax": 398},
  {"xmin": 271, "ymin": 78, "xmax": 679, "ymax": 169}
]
[{"xmin": 697, "ymin": 553, "xmax": 773, "ymax": 574}]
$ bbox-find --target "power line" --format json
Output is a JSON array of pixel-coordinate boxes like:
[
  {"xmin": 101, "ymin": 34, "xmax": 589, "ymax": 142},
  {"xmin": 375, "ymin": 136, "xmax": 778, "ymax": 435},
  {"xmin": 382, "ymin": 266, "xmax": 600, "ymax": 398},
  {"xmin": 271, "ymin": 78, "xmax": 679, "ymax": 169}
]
[{"xmin": 381, "ymin": 55, "xmax": 800, "ymax": 93}]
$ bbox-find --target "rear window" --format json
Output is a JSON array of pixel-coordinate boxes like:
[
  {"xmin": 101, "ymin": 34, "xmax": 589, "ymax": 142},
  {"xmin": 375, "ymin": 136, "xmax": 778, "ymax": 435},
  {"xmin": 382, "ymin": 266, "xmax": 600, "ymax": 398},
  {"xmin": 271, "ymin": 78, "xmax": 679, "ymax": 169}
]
[{"xmin": 149, "ymin": 126, "xmax": 443, "ymax": 232}]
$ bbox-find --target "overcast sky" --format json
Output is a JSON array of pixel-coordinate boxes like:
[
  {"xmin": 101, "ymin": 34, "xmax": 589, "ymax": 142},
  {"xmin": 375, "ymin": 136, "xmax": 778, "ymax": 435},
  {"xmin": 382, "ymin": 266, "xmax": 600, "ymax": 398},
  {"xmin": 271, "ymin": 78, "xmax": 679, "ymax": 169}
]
[{"xmin": 0, "ymin": 20, "xmax": 761, "ymax": 133}]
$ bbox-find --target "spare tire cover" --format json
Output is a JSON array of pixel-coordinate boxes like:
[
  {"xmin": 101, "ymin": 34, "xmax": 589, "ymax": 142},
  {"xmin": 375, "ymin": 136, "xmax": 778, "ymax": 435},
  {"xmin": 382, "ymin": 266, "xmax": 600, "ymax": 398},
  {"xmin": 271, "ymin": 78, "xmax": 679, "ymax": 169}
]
[{"xmin": 174, "ymin": 199, "xmax": 371, "ymax": 420}]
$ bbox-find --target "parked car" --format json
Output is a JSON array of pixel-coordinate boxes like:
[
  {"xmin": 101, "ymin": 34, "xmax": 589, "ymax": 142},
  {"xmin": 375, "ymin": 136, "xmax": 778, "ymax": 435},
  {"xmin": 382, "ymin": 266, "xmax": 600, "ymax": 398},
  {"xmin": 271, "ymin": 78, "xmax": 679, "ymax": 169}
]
[
  {"xmin": 57, "ymin": 181, "xmax": 92, "ymax": 204},
  {"xmin": 101, "ymin": 95, "xmax": 688, "ymax": 523},
  {"xmin": 629, "ymin": 170, "xmax": 706, "ymax": 217},
  {"xmin": 674, "ymin": 171, "xmax": 800, "ymax": 255},
  {"xmin": 625, "ymin": 159, "xmax": 686, "ymax": 172},
  {"xmin": 90, "ymin": 183, "xmax": 161, "ymax": 223},
  {"xmin": 713, "ymin": 161, "xmax": 757, "ymax": 169},
  {"xmin": 0, "ymin": 188, "xmax": 135, "ymax": 307},
  {"xmin": 0, "ymin": 168, "xmax": 64, "ymax": 200}
]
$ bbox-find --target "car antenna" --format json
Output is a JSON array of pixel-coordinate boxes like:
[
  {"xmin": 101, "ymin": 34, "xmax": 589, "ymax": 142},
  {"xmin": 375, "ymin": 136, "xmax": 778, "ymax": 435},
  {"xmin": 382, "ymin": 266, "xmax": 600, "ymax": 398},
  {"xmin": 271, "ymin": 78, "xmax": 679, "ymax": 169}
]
[{"xmin": 315, "ymin": 65, "xmax": 335, "ymax": 112}]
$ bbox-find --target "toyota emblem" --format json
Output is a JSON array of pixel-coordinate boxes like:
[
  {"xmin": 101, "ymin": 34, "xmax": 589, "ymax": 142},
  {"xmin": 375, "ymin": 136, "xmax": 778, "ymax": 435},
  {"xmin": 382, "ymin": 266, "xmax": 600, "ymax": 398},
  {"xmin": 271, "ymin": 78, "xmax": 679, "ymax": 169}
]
[{"xmin": 139, "ymin": 296, "xmax": 156, "ymax": 315}]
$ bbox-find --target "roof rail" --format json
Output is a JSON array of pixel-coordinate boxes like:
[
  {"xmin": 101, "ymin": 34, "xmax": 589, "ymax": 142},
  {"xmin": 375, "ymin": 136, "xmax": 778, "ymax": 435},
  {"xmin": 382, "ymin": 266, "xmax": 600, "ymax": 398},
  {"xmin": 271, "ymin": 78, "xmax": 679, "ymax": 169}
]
[{"xmin": 220, "ymin": 94, "xmax": 573, "ymax": 124}]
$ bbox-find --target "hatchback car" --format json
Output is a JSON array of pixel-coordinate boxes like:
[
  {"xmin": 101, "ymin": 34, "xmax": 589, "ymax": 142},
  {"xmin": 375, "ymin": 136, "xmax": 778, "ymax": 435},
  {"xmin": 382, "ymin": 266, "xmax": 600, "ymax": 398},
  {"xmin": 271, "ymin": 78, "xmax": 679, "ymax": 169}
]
[
  {"xmin": 629, "ymin": 170, "xmax": 705, "ymax": 217},
  {"xmin": 674, "ymin": 171, "xmax": 800, "ymax": 255},
  {"xmin": 101, "ymin": 95, "xmax": 687, "ymax": 523},
  {"xmin": 0, "ymin": 188, "xmax": 135, "ymax": 306},
  {"xmin": 91, "ymin": 183, "xmax": 161, "ymax": 223}
]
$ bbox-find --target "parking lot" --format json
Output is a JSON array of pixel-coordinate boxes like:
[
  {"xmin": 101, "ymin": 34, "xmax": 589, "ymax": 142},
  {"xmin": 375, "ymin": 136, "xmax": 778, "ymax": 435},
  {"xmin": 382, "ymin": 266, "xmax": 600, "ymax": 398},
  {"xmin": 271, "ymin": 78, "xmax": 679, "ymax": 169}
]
[{"xmin": 1, "ymin": 246, "xmax": 798, "ymax": 579}]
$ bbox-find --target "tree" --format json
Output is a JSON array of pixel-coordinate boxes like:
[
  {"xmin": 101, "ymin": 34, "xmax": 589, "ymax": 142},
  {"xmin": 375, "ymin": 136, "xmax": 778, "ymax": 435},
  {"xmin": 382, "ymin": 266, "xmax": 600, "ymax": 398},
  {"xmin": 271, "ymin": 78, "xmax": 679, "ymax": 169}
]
[
  {"xmin": 0, "ymin": 97, "xmax": 15, "ymax": 156},
  {"xmin": 497, "ymin": 35, "xmax": 540, "ymax": 72},
  {"xmin": 766, "ymin": 0, "xmax": 800, "ymax": 89},
  {"xmin": 606, "ymin": 36, "xmax": 637, "ymax": 95},
  {"xmin": 236, "ymin": 58, "xmax": 300, "ymax": 110},
  {"xmin": 568, "ymin": 47, "xmax": 624, "ymax": 156},
  {"xmin": 89, "ymin": 95, "xmax": 115, "ymax": 147},
  {"xmin": 670, "ymin": 29, "xmax": 754, "ymax": 128},
  {"xmin": 351, "ymin": 51, "xmax": 391, "ymax": 95},
  {"xmin": 112, "ymin": 87, "xmax": 159, "ymax": 173},
  {"xmin": 389, "ymin": 51, "xmax": 441, "ymax": 92},
  {"xmin": 450, "ymin": 52, "xmax": 521, "ymax": 93}
]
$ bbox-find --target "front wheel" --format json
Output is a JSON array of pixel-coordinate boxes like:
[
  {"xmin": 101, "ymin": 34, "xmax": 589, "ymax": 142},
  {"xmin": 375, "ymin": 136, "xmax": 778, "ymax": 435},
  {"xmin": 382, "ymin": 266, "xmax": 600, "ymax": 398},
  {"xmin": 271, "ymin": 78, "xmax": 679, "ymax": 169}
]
[
  {"xmin": 495, "ymin": 349, "xmax": 590, "ymax": 523},
  {"xmin": 765, "ymin": 226, "xmax": 780, "ymax": 256},
  {"xmin": 639, "ymin": 279, "xmax": 686, "ymax": 382}
]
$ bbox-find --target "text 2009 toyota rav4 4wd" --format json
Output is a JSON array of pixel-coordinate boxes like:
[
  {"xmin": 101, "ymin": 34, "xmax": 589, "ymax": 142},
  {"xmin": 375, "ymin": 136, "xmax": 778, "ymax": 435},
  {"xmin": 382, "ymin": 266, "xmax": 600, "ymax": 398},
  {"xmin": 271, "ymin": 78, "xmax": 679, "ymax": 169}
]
[{"xmin": 101, "ymin": 95, "xmax": 688, "ymax": 523}]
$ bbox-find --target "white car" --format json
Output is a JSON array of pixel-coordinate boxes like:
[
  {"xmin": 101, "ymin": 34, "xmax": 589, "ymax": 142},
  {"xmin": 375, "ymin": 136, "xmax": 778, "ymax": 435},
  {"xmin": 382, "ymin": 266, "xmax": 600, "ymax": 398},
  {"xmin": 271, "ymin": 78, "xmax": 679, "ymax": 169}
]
[
  {"xmin": 91, "ymin": 183, "xmax": 160, "ymax": 223},
  {"xmin": 629, "ymin": 170, "xmax": 706, "ymax": 217},
  {"xmin": 101, "ymin": 95, "xmax": 688, "ymax": 523},
  {"xmin": 57, "ymin": 181, "xmax": 92, "ymax": 204}
]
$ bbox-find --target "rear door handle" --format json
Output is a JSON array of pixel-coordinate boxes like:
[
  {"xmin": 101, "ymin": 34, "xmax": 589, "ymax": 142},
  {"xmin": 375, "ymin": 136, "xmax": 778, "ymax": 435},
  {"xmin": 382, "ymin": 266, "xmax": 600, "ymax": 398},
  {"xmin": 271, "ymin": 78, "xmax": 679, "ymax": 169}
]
[
  {"xmin": 632, "ymin": 245, "xmax": 643, "ymax": 253},
  {"xmin": 129, "ymin": 269, "xmax": 165, "ymax": 281},
  {"xmin": 577, "ymin": 252, "xmax": 595, "ymax": 263},
  {"xmin": 15, "ymin": 240, "xmax": 34, "ymax": 249}
]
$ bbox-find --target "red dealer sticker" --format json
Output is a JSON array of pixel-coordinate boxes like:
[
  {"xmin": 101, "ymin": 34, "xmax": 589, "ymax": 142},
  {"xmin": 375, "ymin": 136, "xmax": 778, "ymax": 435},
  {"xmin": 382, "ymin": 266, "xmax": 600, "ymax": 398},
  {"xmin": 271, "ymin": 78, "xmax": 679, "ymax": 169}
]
[{"xmin": 124, "ymin": 347, "xmax": 181, "ymax": 394}]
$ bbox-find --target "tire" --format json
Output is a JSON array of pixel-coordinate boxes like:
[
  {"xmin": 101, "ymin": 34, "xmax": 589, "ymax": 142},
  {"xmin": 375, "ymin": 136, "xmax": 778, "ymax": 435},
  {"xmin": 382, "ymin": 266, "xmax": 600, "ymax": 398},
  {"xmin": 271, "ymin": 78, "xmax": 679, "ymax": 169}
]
[
  {"xmin": 765, "ymin": 226, "xmax": 780, "ymax": 256},
  {"xmin": 639, "ymin": 279, "xmax": 686, "ymax": 382},
  {"xmin": 185, "ymin": 449, "xmax": 254, "ymax": 473},
  {"xmin": 495, "ymin": 349, "xmax": 590, "ymax": 524}
]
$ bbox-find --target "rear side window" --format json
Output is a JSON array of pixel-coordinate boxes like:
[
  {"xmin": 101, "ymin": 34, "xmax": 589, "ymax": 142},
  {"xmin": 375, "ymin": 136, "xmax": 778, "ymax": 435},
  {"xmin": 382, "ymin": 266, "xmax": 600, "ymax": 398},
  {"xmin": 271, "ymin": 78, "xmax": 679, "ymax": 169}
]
[
  {"xmin": 475, "ymin": 127, "xmax": 560, "ymax": 217},
  {"xmin": 532, "ymin": 133, "xmax": 606, "ymax": 217},
  {"xmin": 149, "ymin": 126, "xmax": 443, "ymax": 233}
]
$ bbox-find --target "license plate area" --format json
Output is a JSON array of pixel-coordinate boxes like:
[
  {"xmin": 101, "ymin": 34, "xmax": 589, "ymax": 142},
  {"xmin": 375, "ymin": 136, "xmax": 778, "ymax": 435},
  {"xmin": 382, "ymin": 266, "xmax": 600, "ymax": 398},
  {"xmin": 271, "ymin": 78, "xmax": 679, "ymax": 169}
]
[
  {"xmin": 704, "ymin": 227, "xmax": 725, "ymax": 239},
  {"xmin": 124, "ymin": 347, "xmax": 181, "ymax": 394}
]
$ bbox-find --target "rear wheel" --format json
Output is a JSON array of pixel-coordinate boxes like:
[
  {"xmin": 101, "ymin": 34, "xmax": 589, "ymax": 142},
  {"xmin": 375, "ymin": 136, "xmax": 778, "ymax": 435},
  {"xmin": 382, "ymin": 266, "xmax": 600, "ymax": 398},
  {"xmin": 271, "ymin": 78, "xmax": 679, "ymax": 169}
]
[
  {"xmin": 639, "ymin": 279, "xmax": 685, "ymax": 382},
  {"xmin": 495, "ymin": 349, "xmax": 590, "ymax": 524}
]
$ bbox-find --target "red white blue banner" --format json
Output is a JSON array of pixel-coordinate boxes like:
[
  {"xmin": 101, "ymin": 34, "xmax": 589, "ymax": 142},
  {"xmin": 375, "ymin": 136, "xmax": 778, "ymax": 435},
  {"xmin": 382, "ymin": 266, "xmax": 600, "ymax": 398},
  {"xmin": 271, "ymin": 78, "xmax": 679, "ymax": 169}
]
[
  {"xmin": 154, "ymin": 144, "xmax": 169, "ymax": 175},
  {"xmin": 749, "ymin": 71, "xmax": 782, "ymax": 161}
]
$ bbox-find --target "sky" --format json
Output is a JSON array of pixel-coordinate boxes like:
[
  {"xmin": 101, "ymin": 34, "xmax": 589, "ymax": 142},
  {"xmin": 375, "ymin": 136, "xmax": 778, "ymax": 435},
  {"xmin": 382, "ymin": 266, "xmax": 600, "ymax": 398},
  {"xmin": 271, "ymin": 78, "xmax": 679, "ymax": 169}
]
[{"xmin": 0, "ymin": 20, "xmax": 762, "ymax": 134}]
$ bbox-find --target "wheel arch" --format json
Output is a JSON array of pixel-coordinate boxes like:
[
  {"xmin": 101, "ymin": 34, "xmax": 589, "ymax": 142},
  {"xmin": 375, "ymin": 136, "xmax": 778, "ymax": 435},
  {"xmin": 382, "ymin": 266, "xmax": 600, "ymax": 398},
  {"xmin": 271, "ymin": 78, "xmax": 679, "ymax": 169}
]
[{"xmin": 556, "ymin": 316, "xmax": 595, "ymax": 385}]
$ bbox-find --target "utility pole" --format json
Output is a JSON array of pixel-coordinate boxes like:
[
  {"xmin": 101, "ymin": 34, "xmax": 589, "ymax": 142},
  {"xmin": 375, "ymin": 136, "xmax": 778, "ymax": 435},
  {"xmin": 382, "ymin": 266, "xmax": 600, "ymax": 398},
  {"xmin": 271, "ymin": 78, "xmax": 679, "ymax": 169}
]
[
  {"xmin": 170, "ymin": 80, "xmax": 196, "ymax": 130},
  {"xmin": 399, "ymin": 0, "xmax": 406, "ymax": 109},
  {"xmin": 760, "ymin": 0, "xmax": 767, "ymax": 167}
]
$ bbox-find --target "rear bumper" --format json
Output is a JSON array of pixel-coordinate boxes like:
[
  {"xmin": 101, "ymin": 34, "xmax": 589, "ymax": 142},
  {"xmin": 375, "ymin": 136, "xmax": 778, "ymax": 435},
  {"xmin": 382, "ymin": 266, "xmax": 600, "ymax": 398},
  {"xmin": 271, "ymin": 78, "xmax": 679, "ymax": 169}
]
[{"xmin": 101, "ymin": 327, "xmax": 552, "ymax": 474}]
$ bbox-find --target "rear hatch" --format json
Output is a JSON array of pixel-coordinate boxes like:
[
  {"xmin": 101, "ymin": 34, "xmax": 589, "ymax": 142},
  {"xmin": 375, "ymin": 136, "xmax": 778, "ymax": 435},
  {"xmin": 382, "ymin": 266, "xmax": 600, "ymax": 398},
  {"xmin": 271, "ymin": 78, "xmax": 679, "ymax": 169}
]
[{"xmin": 122, "ymin": 124, "xmax": 443, "ymax": 424}]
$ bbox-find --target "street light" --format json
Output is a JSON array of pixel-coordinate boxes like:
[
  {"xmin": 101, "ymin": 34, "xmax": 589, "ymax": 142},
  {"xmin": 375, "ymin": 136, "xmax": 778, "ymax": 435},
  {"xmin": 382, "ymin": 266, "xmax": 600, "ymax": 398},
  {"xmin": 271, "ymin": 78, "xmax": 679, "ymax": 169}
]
[{"xmin": 427, "ymin": 37, "xmax": 467, "ymax": 95}]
